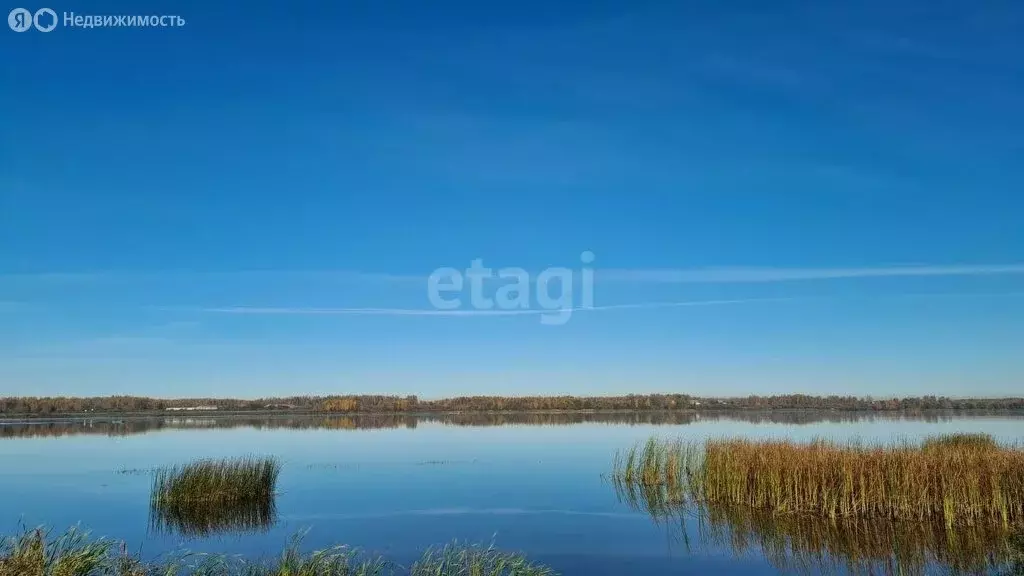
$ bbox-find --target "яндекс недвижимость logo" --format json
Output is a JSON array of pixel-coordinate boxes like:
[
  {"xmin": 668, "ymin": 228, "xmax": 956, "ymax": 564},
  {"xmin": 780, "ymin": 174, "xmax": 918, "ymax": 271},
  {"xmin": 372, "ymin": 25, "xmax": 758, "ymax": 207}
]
[
  {"xmin": 8, "ymin": 7, "xmax": 57, "ymax": 32},
  {"xmin": 8, "ymin": 8, "xmax": 184, "ymax": 31}
]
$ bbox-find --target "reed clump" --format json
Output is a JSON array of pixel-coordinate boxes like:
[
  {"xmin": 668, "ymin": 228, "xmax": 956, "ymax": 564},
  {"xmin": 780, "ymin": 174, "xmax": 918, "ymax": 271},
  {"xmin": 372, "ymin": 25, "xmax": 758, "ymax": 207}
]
[
  {"xmin": 151, "ymin": 456, "xmax": 280, "ymax": 508},
  {"xmin": 612, "ymin": 433, "xmax": 1024, "ymax": 527},
  {"xmin": 148, "ymin": 456, "xmax": 281, "ymax": 538},
  {"xmin": 921, "ymin": 432, "xmax": 1000, "ymax": 451}
]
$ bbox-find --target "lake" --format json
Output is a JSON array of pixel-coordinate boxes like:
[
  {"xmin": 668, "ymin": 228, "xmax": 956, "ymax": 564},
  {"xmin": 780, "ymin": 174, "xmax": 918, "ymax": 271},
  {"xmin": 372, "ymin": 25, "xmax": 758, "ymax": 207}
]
[{"xmin": 1, "ymin": 411, "xmax": 1022, "ymax": 574}]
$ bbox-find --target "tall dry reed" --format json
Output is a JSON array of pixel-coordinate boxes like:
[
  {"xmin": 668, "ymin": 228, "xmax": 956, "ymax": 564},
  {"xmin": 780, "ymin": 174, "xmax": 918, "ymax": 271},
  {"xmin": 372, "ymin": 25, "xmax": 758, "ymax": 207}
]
[
  {"xmin": 148, "ymin": 456, "xmax": 281, "ymax": 538},
  {"xmin": 612, "ymin": 433, "xmax": 1024, "ymax": 527},
  {"xmin": 150, "ymin": 456, "xmax": 280, "ymax": 508}
]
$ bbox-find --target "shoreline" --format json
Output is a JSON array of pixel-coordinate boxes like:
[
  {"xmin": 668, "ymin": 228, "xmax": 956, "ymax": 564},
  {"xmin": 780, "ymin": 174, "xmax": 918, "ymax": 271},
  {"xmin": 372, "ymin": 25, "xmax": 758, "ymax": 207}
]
[{"xmin": 4, "ymin": 406, "xmax": 1024, "ymax": 424}]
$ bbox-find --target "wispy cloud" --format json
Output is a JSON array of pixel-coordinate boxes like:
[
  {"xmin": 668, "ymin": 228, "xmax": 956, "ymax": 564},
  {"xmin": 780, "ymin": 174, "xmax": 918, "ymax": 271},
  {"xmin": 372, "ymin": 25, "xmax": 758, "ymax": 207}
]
[
  {"xmin": 598, "ymin": 264, "xmax": 1024, "ymax": 284},
  {"xmin": 0, "ymin": 270, "xmax": 419, "ymax": 284},
  {"xmin": 5, "ymin": 263, "xmax": 1024, "ymax": 288},
  {"xmin": 198, "ymin": 298, "xmax": 786, "ymax": 316}
]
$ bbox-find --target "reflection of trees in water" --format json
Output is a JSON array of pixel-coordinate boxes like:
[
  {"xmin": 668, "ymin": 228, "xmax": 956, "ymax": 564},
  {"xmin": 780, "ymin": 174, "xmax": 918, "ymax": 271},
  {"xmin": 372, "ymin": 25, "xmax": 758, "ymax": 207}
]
[
  {"xmin": 3, "ymin": 410, "xmax": 1014, "ymax": 439},
  {"xmin": 0, "ymin": 415, "xmax": 417, "ymax": 438},
  {"xmin": 148, "ymin": 496, "xmax": 277, "ymax": 538},
  {"xmin": 612, "ymin": 477, "xmax": 1024, "ymax": 576}
]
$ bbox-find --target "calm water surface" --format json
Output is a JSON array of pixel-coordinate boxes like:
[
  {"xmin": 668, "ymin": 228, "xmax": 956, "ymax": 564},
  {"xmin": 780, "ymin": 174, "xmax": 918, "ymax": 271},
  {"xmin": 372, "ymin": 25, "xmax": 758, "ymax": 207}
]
[{"xmin": 1, "ymin": 411, "xmax": 1022, "ymax": 574}]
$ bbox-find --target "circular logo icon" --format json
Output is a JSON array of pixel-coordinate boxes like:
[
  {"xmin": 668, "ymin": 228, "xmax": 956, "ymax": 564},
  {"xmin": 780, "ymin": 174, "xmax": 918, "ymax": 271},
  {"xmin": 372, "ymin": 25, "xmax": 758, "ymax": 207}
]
[
  {"xmin": 33, "ymin": 7, "xmax": 57, "ymax": 32},
  {"xmin": 8, "ymin": 7, "xmax": 32, "ymax": 32}
]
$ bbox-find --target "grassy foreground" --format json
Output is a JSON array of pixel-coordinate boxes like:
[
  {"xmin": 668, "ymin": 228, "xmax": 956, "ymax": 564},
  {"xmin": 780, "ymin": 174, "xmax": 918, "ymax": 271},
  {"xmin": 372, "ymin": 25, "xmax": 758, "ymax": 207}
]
[
  {"xmin": 0, "ymin": 527, "xmax": 555, "ymax": 576},
  {"xmin": 612, "ymin": 433, "xmax": 1024, "ymax": 526}
]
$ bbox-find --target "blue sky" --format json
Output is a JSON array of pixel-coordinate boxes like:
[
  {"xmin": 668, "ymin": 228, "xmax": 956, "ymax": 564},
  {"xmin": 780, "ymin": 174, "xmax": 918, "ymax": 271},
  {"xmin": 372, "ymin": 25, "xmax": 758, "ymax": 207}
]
[{"xmin": 2, "ymin": 0, "xmax": 1023, "ymax": 398}]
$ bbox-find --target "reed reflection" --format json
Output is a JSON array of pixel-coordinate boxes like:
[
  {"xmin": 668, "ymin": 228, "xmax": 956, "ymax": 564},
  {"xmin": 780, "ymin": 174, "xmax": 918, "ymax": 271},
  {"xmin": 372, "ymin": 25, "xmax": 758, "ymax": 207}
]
[
  {"xmin": 149, "ymin": 495, "xmax": 277, "ymax": 538},
  {"xmin": 148, "ymin": 457, "xmax": 279, "ymax": 538}
]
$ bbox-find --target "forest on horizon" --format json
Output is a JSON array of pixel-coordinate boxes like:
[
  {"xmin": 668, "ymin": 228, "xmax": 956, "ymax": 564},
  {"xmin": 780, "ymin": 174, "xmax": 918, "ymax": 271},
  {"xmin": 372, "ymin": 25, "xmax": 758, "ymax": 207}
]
[{"xmin": 2, "ymin": 393, "xmax": 1023, "ymax": 416}]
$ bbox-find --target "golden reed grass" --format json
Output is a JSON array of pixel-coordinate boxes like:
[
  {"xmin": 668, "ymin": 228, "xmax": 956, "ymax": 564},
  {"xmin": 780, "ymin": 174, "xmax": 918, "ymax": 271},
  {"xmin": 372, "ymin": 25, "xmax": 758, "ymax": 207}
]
[
  {"xmin": 150, "ymin": 456, "xmax": 280, "ymax": 507},
  {"xmin": 613, "ymin": 434, "xmax": 1024, "ymax": 527},
  {"xmin": 148, "ymin": 456, "xmax": 281, "ymax": 538}
]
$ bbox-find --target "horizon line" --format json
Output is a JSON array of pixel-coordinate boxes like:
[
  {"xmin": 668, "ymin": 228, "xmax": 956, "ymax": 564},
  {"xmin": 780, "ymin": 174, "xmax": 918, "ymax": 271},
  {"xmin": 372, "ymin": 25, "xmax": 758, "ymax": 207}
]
[{"xmin": 2, "ymin": 392, "xmax": 1023, "ymax": 401}]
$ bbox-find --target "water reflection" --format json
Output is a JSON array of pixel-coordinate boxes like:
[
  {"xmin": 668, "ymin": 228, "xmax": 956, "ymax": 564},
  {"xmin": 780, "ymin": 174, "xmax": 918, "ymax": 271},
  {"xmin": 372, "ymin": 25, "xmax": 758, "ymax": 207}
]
[
  {"xmin": 3, "ymin": 410, "xmax": 1018, "ymax": 439},
  {"xmin": 612, "ymin": 477, "xmax": 1024, "ymax": 575},
  {"xmin": 149, "ymin": 495, "xmax": 278, "ymax": 538}
]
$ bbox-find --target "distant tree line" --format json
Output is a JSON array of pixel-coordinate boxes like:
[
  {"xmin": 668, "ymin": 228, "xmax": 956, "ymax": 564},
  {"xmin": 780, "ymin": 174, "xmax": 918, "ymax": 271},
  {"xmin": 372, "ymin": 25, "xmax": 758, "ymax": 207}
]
[
  {"xmin": 1, "ymin": 409, "xmax": 993, "ymax": 440},
  {"xmin": 1, "ymin": 393, "xmax": 1022, "ymax": 417}
]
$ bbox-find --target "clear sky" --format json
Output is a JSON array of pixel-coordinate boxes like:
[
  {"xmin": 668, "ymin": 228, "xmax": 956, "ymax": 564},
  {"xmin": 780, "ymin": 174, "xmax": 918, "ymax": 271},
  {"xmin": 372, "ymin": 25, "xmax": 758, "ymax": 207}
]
[{"xmin": 2, "ymin": 0, "xmax": 1023, "ymax": 398}]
